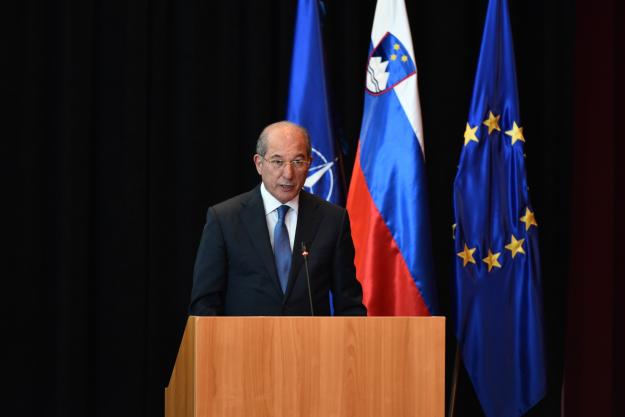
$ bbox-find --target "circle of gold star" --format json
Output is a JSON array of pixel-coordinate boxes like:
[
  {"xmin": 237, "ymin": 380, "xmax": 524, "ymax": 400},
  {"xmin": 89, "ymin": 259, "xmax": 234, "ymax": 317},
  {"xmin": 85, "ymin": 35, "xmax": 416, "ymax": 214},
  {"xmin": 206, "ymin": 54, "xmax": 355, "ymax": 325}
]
[
  {"xmin": 457, "ymin": 243, "xmax": 477, "ymax": 267},
  {"xmin": 505, "ymin": 234, "xmax": 526, "ymax": 258},
  {"xmin": 464, "ymin": 123, "xmax": 479, "ymax": 146},
  {"xmin": 482, "ymin": 249, "xmax": 502, "ymax": 272},
  {"xmin": 520, "ymin": 207, "xmax": 538, "ymax": 231},
  {"xmin": 505, "ymin": 121, "xmax": 525, "ymax": 145},
  {"xmin": 482, "ymin": 111, "xmax": 501, "ymax": 134}
]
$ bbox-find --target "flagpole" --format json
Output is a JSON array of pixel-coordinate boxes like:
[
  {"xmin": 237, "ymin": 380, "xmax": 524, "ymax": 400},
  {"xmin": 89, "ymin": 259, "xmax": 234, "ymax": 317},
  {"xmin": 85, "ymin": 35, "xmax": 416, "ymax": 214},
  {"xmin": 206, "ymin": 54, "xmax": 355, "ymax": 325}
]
[{"xmin": 447, "ymin": 344, "xmax": 461, "ymax": 417}]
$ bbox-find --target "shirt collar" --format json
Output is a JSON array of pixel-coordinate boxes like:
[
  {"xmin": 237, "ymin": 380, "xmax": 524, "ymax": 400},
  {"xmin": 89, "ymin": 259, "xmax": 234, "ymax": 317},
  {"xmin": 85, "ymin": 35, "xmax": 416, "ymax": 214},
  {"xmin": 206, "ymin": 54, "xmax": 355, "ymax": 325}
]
[{"xmin": 260, "ymin": 182, "xmax": 299, "ymax": 215}]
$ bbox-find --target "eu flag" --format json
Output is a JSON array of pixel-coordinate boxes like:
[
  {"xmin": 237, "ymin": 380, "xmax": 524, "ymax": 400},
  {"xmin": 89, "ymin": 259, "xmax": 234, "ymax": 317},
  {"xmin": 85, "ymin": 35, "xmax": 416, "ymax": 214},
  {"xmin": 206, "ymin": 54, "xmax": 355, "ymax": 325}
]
[
  {"xmin": 287, "ymin": 0, "xmax": 344, "ymax": 205},
  {"xmin": 452, "ymin": 0, "xmax": 547, "ymax": 416}
]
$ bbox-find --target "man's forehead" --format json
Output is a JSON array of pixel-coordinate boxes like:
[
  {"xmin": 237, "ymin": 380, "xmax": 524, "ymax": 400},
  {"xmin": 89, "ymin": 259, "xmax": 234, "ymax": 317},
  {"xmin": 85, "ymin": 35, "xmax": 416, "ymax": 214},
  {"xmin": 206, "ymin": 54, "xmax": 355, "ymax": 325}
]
[
  {"xmin": 266, "ymin": 133, "xmax": 307, "ymax": 153},
  {"xmin": 266, "ymin": 149, "xmax": 307, "ymax": 157}
]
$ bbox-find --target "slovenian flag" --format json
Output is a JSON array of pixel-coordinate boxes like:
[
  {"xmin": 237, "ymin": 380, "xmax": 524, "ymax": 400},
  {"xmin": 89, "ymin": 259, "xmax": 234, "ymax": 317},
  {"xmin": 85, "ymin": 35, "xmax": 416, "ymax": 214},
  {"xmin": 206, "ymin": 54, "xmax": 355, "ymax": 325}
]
[{"xmin": 347, "ymin": 0, "xmax": 437, "ymax": 316}]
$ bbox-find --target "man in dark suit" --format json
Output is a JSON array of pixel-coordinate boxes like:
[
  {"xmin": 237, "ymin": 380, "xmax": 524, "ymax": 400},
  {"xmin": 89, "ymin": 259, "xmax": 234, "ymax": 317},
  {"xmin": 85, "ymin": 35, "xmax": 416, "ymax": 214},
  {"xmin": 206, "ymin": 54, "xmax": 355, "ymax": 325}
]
[{"xmin": 189, "ymin": 121, "xmax": 367, "ymax": 316}]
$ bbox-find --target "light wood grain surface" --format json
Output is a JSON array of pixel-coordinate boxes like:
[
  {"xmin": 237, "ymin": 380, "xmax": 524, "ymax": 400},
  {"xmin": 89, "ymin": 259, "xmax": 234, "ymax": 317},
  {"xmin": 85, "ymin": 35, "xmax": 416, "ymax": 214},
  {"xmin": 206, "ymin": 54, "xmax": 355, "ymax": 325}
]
[{"xmin": 166, "ymin": 316, "xmax": 444, "ymax": 417}]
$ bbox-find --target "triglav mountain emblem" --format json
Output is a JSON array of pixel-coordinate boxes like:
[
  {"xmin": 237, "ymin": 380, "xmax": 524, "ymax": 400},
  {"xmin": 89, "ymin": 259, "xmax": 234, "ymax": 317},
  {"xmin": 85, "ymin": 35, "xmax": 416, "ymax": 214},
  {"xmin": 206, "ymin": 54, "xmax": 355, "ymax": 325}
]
[{"xmin": 366, "ymin": 32, "xmax": 416, "ymax": 95}]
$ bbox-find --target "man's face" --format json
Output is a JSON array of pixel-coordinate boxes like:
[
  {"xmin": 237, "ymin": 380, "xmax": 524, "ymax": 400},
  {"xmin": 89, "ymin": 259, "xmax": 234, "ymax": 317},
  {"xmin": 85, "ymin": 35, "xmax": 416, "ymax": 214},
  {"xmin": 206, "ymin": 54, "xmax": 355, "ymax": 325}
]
[{"xmin": 254, "ymin": 126, "xmax": 310, "ymax": 204}]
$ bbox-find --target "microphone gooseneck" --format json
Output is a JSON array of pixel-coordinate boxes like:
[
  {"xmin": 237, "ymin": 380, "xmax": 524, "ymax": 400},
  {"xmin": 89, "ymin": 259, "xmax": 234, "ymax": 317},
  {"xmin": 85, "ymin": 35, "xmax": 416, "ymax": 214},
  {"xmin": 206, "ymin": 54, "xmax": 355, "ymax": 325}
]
[{"xmin": 301, "ymin": 242, "xmax": 314, "ymax": 316}]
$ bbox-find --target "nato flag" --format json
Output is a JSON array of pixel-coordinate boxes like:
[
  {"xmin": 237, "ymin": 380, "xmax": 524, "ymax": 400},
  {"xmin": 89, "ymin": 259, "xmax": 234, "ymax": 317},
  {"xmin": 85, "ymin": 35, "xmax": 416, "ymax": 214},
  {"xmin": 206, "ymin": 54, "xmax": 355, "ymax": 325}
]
[
  {"xmin": 286, "ymin": 0, "xmax": 344, "ymax": 205},
  {"xmin": 452, "ymin": 0, "xmax": 547, "ymax": 416}
]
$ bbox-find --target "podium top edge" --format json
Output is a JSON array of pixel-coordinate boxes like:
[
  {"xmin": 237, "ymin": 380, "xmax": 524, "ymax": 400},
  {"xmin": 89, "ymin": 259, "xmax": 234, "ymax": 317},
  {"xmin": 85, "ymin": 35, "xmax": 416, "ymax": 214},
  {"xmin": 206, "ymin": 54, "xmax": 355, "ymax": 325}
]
[{"xmin": 188, "ymin": 315, "xmax": 446, "ymax": 320}]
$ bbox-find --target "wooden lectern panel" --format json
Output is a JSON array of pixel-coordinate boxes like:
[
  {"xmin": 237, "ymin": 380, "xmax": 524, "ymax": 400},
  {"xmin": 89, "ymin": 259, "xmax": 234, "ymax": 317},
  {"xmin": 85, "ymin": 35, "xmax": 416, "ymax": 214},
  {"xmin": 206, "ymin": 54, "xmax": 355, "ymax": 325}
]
[
  {"xmin": 166, "ymin": 316, "xmax": 444, "ymax": 417},
  {"xmin": 165, "ymin": 318, "xmax": 196, "ymax": 417}
]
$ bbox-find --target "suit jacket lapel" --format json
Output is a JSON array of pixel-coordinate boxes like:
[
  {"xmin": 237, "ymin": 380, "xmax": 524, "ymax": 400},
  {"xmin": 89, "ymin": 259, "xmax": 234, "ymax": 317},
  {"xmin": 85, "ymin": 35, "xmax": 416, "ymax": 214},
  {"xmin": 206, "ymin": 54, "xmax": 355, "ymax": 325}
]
[
  {"xmin": 239, "ymin": 186, "xmax": 283, "ymax": 295},
  {"xmin": 284, "ymin": 190, "xmax": 323, "ymax": 300}
]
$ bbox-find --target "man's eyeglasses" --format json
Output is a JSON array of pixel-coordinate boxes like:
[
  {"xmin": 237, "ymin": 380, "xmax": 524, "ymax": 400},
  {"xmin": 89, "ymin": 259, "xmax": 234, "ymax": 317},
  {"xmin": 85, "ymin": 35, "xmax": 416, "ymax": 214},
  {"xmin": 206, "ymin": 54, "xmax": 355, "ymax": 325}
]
[{"xmin": 263, "ymin": 157, "xmax": 310, "ymax": 170}]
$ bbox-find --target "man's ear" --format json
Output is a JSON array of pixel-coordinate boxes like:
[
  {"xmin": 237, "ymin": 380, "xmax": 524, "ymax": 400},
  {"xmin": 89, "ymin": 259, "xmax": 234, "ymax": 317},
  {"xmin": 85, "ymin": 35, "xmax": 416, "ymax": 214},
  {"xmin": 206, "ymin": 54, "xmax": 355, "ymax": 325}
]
[{"xmin": 253, "ymin": 154, "xmax": 263, "ymax": 175}]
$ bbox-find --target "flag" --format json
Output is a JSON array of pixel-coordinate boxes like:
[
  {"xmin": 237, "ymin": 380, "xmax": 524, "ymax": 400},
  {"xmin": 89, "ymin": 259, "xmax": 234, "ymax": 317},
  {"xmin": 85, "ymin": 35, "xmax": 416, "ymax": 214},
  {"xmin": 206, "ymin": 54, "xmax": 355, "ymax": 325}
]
[
  {"xmin": 346, "ymin": 0, "xmax": 437, "ymax": 316},
  {"xmin": 452, "ymin": 0, "xmax": 547, "ymax": 415},
  {"xmin": 287, "ymin": 0, "xmax": 344, "ymax": 205}
]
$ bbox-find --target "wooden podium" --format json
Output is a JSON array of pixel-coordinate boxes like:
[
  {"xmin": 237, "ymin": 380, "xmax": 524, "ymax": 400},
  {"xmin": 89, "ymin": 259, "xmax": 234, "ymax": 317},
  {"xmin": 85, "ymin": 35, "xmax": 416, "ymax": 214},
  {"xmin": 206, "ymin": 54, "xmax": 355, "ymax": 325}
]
[{"xmin": 165, "ymin": 316, "xmax": 445, "ymax": 417}]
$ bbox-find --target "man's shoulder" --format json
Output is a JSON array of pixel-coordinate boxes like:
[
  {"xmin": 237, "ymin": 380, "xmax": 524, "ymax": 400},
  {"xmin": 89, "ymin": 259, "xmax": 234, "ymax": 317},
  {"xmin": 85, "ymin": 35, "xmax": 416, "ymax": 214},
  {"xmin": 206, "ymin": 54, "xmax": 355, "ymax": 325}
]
[
  {"xmin": 211, "ymin": 186, "xmax": 260, "ymax": 215},
  {"xmin": 300, "ymin": 189, "xmax": 346, "ymax": 218}
]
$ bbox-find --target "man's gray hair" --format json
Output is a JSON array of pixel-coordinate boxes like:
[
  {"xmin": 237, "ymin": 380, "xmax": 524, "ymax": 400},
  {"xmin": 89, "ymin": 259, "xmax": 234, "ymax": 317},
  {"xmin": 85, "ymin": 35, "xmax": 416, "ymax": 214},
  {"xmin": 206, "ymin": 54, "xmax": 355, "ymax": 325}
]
[{"xmin": 256, "ymin": 121, "xmax": 312, "ymax": 157}]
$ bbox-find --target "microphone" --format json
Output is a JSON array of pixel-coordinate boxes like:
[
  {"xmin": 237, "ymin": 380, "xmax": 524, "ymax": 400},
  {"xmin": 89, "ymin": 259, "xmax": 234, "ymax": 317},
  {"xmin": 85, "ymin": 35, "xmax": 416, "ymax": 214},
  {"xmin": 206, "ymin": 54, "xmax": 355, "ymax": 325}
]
[{"xmin": 301, "ymin": 242, "xmax": 314, "ymax": 316}]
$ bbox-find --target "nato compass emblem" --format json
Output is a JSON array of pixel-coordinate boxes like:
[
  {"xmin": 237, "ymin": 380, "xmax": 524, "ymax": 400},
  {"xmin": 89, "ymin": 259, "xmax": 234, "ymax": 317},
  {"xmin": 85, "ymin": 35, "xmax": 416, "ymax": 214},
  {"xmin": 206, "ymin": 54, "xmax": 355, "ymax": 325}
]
[
  {"xmin": 304, "ymin": 148, "xmax": 336, "ymax": 201},
  {"xmin": 366, "ymin": 32, "xmax": 416, "ymax": 95}
]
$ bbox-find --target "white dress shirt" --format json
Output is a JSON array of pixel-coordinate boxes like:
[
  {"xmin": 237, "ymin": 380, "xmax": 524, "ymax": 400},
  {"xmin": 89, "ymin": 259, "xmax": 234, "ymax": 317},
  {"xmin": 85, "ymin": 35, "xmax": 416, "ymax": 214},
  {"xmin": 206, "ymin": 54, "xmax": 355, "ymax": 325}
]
[{"xmin": 260, "ymin": 182, "xmax": 298, "ymax": 251}]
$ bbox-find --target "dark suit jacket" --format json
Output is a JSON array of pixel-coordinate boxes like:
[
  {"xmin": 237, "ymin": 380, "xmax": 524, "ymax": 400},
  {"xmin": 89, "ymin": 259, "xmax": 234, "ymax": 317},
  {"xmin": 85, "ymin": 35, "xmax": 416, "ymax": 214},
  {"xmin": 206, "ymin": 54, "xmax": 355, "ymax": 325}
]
[{"xmin": 189, "ymin": 185, "xmax": 367, "ymax": 316}]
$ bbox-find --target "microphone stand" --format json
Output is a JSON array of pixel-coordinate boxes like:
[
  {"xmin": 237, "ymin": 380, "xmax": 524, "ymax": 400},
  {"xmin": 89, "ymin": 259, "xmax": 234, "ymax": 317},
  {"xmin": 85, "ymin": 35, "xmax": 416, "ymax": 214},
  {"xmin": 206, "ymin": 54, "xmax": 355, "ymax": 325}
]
[{"xmin": 301, "ymin": 242, "xmax": 314, "ymax": 316}]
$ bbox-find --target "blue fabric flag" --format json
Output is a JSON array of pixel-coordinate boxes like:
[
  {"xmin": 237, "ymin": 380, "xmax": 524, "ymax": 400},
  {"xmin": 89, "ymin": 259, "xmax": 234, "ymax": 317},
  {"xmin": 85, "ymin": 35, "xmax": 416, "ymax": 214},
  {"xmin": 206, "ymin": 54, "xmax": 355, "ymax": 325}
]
[
  {"xmin": 286, "ymin": 0, "xmax": 344, "ymax": 205},
  {"xmin": 347, "ymin": 0, "xmax": 437, "ymax": 316},
  {"xmin": 452, "ymin": 0, "xmax": 547, "ymax": 416}
]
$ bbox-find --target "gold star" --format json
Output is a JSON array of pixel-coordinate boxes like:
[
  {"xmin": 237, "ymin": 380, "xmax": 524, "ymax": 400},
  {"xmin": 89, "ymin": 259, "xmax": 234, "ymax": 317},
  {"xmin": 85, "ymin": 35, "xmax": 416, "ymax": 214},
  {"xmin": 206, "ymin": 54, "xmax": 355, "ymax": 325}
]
[
  {"xmin": 393, "ymin": 44, "xmax": 400, "ymax": 50},
  {"xmin": 391, "ymin": 54, "xmax": 397, "ymax": 61},
  {"xmin": 482, "ymin": 249, "xmax": 502, "ymax": 272},
  {"xmin": 457, "ymin": 243, "xmax": 477, "ymax": 267},
  {"xmin": 520, "ymin": 207, "xmax": 538, "ymax": 231},
  {"xmin": 463, "ymin": 123, "xmax": 479, "ymax": 146},
  {"xmin": 482, "ymin": 111, "xmax": 501, "ymax": 134},
  {"xmin": 505, "ymin": 234, "xmax": 526, "ymax": 258},
  {"xmin": 505, "ymin": 121, "xmax": 525, "ymax": 145},
  {"xmin": 401, "ymin": 55, "xmax": 408, "ymax": 62},
  {"xmin": 452, "ymin": 223, "xmax": 457, "ymax": 240}
]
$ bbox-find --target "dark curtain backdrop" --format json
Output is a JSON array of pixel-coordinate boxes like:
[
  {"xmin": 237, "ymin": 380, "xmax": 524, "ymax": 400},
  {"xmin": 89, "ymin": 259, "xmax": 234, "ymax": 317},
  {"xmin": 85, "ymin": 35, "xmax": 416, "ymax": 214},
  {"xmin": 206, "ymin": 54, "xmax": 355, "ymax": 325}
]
[
  {"xmin": 563, "ymin": 0, "xmax": 625, "ymax": 416},
  {"xmin": 3, "ymin": 0, "xmax": 617, "ymax": 416}
]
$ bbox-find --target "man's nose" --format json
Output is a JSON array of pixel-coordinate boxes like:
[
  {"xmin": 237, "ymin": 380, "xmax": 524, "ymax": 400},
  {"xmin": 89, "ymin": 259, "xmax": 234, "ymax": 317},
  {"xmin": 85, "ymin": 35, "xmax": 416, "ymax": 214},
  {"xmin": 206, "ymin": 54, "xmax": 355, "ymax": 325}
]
[{"xmin": 282, "ymin": 163, "xmax": 295, "ymax": 178}]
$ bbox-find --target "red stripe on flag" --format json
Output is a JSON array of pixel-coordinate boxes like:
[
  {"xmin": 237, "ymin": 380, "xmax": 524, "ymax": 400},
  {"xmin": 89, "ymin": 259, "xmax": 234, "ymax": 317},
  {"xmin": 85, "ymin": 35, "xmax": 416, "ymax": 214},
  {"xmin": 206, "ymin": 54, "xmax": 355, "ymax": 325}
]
[{"xmin": 347, "ymin": 145, "xmax": 431, "ymax": 316}]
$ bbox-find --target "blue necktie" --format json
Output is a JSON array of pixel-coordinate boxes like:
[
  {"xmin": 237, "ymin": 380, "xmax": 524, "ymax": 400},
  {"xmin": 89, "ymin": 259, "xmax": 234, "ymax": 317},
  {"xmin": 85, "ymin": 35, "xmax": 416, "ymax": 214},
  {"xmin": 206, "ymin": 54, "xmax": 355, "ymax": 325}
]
[{"xmin": 274, "ymin": 205, "xmax": 292, "ymax": 293}]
